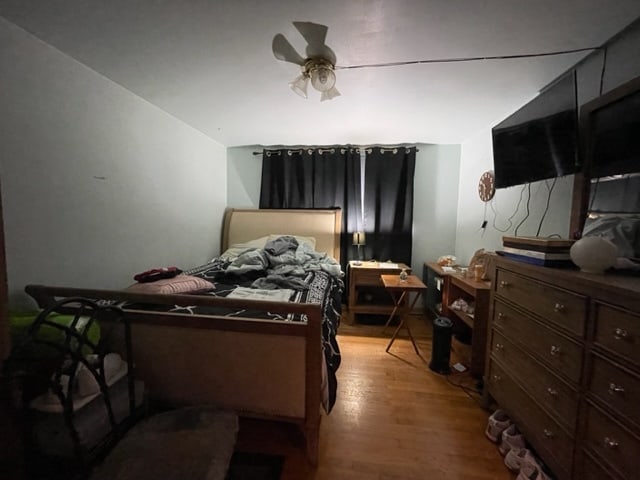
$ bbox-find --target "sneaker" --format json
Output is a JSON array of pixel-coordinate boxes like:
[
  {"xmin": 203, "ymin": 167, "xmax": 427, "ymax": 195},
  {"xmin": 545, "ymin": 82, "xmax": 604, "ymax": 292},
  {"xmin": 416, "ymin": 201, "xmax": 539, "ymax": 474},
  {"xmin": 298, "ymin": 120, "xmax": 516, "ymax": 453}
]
[
  {"xmin": 485, "ymin": 409, "xmax": 512, "ymax": 442},
  {"xmin": 504, "ymin": 448, "xmax": 537, "ymax": 473},
  {"xmin": 516, "ymin": 460, "xmax": 552, "ymax": 480},
  {"xmin": 498, "ymin": 424, "xmax": 526, "ymax": 456}
]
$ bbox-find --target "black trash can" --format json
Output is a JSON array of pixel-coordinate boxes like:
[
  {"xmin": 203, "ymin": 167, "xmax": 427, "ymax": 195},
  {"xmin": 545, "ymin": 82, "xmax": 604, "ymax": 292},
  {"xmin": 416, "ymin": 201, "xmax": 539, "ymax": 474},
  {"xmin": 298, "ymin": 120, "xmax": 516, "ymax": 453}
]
[{"xmin": 429, "ymin": 316, "xmax": 452, "ymax": 374}]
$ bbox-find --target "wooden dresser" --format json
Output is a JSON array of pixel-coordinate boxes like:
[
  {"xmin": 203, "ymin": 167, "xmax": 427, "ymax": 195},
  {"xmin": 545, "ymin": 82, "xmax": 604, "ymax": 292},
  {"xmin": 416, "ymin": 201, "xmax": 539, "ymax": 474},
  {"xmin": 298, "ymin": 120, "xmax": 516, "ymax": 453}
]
[{"xmin": 485, "ymin": 256, "xmax": 640, "ymax": 480}]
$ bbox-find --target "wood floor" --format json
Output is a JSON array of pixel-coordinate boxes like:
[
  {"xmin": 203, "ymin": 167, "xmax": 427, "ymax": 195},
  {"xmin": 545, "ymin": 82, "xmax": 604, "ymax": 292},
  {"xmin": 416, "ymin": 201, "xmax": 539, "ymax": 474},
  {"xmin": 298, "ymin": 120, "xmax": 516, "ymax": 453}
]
[{"xmin": 235, "ymin": 313, "xmax": 516, "ymax": 479}]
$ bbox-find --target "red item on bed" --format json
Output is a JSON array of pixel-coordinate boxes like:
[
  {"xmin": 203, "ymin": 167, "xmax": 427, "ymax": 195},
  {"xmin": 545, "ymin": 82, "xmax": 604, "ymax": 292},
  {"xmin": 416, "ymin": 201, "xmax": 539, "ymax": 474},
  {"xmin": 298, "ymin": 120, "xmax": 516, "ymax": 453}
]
[{"xmin": 134, "ymin": 266, "xmax": 182, "ymax": 283}]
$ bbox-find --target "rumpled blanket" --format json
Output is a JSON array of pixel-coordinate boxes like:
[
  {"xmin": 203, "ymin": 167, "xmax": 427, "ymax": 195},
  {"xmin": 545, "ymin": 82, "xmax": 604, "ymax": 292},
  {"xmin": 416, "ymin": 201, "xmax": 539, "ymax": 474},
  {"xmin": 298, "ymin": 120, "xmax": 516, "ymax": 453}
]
[{"xmin": 225, "ymin": 236, "xmax": 343, "ymax": 279}]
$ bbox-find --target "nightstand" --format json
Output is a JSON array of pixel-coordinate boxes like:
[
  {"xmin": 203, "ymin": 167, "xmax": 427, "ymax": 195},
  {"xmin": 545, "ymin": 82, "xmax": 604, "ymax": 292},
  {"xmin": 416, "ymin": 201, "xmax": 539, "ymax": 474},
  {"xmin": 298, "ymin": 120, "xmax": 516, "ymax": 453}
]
[{"xmin": 347, "ymin": 261, "xmax": 411, "ymax": 323}]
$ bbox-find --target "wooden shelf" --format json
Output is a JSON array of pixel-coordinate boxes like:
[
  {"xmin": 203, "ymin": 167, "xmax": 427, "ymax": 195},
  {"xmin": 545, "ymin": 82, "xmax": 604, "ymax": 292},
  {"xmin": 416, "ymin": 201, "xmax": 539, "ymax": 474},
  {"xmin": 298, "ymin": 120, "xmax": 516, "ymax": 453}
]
[
  {"xmin": 424, "ymin": 262, "xmax": 491, "ymax": 377},
  {"xmin": 450, "ymin": 309, "xmax": 474, "ymax": 328}
]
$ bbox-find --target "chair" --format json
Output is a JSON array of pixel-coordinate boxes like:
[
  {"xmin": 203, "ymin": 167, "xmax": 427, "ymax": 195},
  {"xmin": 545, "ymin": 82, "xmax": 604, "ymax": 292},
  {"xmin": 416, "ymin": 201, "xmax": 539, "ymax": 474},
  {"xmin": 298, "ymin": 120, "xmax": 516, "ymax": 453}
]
[{"xmin": 3, "ymin": 297, "xmax": 238, "ymax": 480}]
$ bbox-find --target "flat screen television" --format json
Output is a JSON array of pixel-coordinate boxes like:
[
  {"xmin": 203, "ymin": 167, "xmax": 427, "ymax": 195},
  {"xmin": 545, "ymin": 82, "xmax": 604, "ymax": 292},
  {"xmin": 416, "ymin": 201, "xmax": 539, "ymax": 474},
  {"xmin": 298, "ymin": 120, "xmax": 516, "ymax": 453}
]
[
  {"xmin": 583, "ymin": 76, "xmax": 640, "ymax": 179},
  {"xmin": 492, "ymin": 70, "xmax": 579, "ymax": 188}
]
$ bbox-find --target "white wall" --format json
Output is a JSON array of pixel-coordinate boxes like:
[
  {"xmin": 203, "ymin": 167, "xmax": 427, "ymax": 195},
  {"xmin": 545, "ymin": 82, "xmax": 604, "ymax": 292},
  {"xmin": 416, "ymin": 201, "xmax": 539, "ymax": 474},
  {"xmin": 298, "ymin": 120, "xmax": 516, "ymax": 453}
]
[
  {"xmin": 227, "ymin": 146, "xmax": 262, "ymax": 207},
  {"xmin": 412, "ymin": 144, "xmax": 460, "ymax": 274},
  {"xmin": 0, "ymin": 19, "xmax": 227, "ymax": 309},
  {"xmin": 226, "ymin": 143, "xmax": 461, "ymax": 276},
  {"xmin": 455, "ymin": 21, "xmax": 640, "ymax": 265}
]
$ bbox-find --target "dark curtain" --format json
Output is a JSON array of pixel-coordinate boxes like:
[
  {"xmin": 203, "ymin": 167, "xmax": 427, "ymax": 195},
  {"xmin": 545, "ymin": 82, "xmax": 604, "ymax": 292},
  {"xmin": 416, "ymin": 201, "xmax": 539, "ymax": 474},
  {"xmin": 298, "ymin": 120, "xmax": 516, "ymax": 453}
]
[
  {"xmin": 259, "ymin": 149, "xmax": 314, "ymax": 208},
  {"xmin": 259, "ymin": 147, "xmax": 361, "ymax": 271},
  {"xmin": 362, "ymin": 147, "xmax": 416, "ymax": 265}
]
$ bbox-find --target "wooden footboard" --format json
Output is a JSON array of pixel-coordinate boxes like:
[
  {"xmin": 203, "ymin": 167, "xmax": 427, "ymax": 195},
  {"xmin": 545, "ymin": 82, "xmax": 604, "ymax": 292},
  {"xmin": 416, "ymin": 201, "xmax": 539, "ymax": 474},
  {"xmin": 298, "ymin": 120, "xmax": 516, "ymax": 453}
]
[{"xmin": 25, "ymin": 284, "xmax": 323, "ymax": 464}]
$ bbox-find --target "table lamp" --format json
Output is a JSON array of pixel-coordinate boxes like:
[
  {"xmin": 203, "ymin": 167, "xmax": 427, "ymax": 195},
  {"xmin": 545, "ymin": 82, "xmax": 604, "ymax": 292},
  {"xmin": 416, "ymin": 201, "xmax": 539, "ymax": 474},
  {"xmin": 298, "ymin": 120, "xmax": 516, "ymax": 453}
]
[{"xmin": 353, "ymin": 231, "xmax": 366, "ymax": 265}]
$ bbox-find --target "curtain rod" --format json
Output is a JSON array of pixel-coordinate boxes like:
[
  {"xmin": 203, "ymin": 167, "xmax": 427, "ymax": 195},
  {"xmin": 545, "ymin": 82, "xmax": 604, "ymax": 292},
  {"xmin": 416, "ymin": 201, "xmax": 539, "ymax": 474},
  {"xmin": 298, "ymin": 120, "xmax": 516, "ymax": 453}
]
[{"xmin": 252, "ymin": 146, "xmax": 419, "ymax": 155}]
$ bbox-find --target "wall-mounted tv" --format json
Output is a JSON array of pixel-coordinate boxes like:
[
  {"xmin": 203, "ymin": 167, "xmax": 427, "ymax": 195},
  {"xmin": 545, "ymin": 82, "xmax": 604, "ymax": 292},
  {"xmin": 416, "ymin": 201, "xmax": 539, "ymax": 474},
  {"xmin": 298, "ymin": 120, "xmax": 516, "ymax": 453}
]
[
  {"xmin": 584, "ymin": 76, "xmax": 640, "ymax": 179},
  {"xmin": 492, "ymin": 70, "xmax": 579, "ymax": 189}
]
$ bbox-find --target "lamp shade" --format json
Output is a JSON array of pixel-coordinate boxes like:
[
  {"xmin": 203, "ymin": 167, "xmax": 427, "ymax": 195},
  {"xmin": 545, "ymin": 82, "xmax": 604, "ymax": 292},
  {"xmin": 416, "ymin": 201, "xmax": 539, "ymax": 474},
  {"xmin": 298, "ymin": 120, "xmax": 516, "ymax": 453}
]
[
  {"xmin": 320, "ymin": 86, "xmax": 341, "ymax": 102},
  {"xmin": 289, "ymin": 74, "xmax": 309, "ymax": 98},
  {"xmin": 353, "ymin": 232, "xmax": 366, "ymax": 246},
  {"xmin": 310, "ymin": 65, "xmax": 336, "ymax": 92}
]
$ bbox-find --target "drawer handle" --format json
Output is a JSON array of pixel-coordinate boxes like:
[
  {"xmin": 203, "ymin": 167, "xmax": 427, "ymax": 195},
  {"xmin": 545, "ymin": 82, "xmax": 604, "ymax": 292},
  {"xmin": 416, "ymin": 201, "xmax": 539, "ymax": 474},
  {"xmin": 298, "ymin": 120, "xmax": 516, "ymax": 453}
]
[
  {"xmin": 547, "ymin": 387, "xmax": 558, "ymax": 397},
  {"xmin": 613, "ymin": 328, "xmax": 628, "ymax": 340},
  {"xmin": 550, "ymin": 345, "xmax": 561, "ymax": 356},
  {"xmin": 608, "ymin": 383, "xmax": 625, "ymax": 395},
  {"xmin": 495, "ymin": 343, "xmax": 504, "ymax": 352},
  {"xmin": 603, "ymin": 437, "xmax": 619, "ymax": 449},
  {"xmin": 543, "ymin": 429, "xmax": 555, "ymax": 439},
  {"xmin": 497, "ymin": 312, "xmax": 506, "ymax": 320},
  {"xmin": 499, "ymin": 281, "xmax": 510, "ymax": 288},
  {"xmin": 492, "ymin": 374, "xmax": 502, "ymax": 382},
  {"xmin": 553, "ymin": 303, "xmax": 565, "ymax": 313}
]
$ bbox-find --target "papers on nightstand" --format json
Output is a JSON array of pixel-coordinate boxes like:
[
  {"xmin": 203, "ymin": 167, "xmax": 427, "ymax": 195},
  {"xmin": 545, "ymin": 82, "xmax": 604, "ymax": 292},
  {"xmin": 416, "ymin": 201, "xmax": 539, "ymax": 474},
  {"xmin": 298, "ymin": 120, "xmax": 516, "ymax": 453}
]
[
  {"xmin": 441, "ymin": 266, "xmax": 456, "ymax": 272},
  {"xmin": 377, "ymin": 263, "xmax": 398, "ymax": 268}
]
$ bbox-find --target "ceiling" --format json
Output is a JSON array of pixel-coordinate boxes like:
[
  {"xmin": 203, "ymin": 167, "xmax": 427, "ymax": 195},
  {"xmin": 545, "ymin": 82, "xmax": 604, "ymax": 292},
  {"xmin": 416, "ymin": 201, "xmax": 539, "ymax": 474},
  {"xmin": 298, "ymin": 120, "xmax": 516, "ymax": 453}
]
[{"xmin": 1, "ymin": 1, "xmax": 639, "ymax": 147}]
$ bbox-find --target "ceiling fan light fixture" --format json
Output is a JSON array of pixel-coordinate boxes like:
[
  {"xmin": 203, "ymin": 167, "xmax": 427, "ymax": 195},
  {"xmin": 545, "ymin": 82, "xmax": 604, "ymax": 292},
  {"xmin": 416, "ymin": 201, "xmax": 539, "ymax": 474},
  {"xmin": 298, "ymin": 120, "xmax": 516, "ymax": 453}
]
[
  {"xmin": 288, "ymin": 73, "xmax": 309, "ymax": 99},
  {"xmin": 320, "ymin": 86, "xmax": 341, "ymax": 102},
  {"xmin": 310, "ymin": 64, "xmax": 336, "ymax": 92},
  {"xmin": 288, "ymin": 58, "xmax": 338, "ymax": 101}
]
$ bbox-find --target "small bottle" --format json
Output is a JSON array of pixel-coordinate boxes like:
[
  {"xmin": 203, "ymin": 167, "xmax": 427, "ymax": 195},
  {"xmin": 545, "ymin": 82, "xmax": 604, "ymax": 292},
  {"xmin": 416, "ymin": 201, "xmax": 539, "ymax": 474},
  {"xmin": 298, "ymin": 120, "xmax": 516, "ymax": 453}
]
[
  {"xmin": 474, "ymin": 264, "xmax": 483, "ymax": 281},
  {"xmin": 399, "ymin": 268, "xmax": 408, "ymax": 281}
]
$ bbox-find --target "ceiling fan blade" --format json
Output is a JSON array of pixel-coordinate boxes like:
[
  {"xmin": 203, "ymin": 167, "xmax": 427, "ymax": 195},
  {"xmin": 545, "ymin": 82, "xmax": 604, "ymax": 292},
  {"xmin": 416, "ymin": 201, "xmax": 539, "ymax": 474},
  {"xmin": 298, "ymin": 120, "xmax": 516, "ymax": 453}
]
[
  {"xmin": 272, "ymin": 34, "xmax": 305, "ymax": 65},
  {"xmin": 293, "ymin": 21, "xmax": 336, "ymax": 64}
]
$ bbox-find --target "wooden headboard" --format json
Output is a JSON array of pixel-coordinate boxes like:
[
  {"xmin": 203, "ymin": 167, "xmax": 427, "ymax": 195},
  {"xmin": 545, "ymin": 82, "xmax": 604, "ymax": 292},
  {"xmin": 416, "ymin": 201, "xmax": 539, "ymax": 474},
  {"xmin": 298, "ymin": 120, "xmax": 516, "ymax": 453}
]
[{"xmin": 221, "ymin": 208, "xmax": 342, "ymax": 260}]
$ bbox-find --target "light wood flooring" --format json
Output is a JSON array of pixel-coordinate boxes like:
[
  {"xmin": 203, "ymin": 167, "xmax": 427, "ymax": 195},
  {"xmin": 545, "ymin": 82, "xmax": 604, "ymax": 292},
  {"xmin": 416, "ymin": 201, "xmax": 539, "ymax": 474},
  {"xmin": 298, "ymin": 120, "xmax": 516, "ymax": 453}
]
[{"xmin": 236, "ymin": 313, "xmax": 516, "ymax": 479}]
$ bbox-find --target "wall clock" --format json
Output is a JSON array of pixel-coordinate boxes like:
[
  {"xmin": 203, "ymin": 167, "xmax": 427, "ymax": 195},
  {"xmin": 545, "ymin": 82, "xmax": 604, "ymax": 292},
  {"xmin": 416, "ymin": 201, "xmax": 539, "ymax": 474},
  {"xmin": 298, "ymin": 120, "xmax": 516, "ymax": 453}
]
[{"xmin": 478, "ymin": 171, "xmax": 495, "ymax": 202}]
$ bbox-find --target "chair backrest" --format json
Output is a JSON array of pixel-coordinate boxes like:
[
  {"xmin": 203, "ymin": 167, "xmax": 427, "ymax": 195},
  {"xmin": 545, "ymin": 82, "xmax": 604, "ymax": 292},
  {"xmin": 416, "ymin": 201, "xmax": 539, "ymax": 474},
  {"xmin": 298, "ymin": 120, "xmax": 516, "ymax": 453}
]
[{"xmin": 2, "ymin": 297, "xmax": 139, "ymax": 477}]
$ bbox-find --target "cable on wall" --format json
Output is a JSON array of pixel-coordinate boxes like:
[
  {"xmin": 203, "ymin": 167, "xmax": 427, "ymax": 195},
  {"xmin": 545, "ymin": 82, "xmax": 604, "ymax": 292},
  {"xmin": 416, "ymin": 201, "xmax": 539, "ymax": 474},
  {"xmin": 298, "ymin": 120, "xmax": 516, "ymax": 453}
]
[
  {"xmin": 599, "ymin": 46, "xmax": 609, "ymax": 96},
  {"xmin": 490, "ymin": 184, "xmax": 527, "ymax": 233},
  {"xmin": 535, "ymin": 178, "xmax": 557, "ymax": 236},
  {"xmin": 514, "ymin": 183, "xmax": 532, "ymax": 236},
  {"xmin": 335, "ymin": 47, "xmax": 601, "ymax": 71}
]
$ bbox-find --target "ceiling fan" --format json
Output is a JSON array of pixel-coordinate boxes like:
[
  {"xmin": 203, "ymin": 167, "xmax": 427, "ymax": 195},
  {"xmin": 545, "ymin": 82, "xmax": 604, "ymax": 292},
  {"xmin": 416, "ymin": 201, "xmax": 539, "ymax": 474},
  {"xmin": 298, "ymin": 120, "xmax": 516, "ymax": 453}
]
[{"xmin": 272, "ymin": 21, "xmax": 340, "ymax": 101}]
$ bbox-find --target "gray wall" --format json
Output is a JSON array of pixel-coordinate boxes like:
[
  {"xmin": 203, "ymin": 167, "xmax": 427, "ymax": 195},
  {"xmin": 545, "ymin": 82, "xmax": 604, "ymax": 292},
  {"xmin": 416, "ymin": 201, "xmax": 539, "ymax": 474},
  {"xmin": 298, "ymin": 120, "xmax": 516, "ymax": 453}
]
[
  {"xmin": 455, "ymin": 21, "xmax": 640, "ymax": 265},
  {"xmin": 227, "ymin": 146, "xmax": 262, "ymax": 208},
  {"xmin": 0, "ymin": 19, "xmax": 227, "ymax": 309},
  {"xmin": 226, "ymin": 144, "xmax": 461, "ymax": 277}
]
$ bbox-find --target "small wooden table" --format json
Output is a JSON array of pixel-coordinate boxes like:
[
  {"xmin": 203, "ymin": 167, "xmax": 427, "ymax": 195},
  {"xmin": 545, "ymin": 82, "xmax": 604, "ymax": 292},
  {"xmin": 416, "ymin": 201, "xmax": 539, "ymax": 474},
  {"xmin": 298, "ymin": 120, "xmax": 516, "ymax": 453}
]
[{"xmin": 380, "ymin": 274, "xmax": 427, "ymax": 355}]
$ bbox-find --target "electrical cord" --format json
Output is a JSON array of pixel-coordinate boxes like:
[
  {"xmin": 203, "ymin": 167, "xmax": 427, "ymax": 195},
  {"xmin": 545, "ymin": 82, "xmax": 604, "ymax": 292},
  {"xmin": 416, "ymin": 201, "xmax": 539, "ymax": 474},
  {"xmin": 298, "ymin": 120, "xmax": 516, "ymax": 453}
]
[
  {"xmin": 599, "ymin": 46, "xmax": 608, "ymax": 96},
  {"xmin": 589, "ymin": 177, "xmax": 600, "ymax": 212},
  {"xmin": 336, "ymin": 47, "xmax": 601, "ymax": 70},
  {"xmin": 490, "ymin": 184, "xmax": 527, "ymax": 233},
  {"xmin": 514, "ymin": 183, "xmax": 532, "ymax": 237},
  {"xmin": 445, "ymin": 371, "xmax": 484, "ymax": 408},
  {"xmin": 535, "ymin": 177, "xmax": 557, "ymax": 236}
]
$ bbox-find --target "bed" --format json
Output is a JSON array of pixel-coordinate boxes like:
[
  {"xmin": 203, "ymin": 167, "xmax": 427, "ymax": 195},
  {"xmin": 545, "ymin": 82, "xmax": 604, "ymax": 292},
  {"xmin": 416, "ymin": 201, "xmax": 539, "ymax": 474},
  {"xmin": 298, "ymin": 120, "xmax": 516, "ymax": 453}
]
[{"xmin": 24, "ymin": 207, "xmax": 344, "ymax": 465}]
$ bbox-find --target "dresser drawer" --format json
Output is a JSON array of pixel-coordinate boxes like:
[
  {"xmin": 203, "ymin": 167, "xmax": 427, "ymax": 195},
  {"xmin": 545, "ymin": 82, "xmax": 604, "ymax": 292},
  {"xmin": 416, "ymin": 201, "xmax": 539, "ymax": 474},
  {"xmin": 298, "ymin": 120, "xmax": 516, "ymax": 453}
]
[
  {"xmin": 489, "ymin": 329, "xmax": 578, "ymax": 429},
  {"xmin": 589, "ymin": 354, "xmax": 640, "ymax": 430},
  {"xmin": 575, "ymin": 450, "xmax": 620, "ymax": 480},
  {"xmin": 495, "ymin": 269, "xmax": 586, "ymax": 335},
  {"xmin": 487, "ymin": 360, "xmax": 573, "ymax": 479},
  {"xmin": 352, "ymin": 270, "xmax": 386, "ymax": 285},
  {"xmin": 593, "ymin": 302, "xmax": 640, "ymax": 368},
  {"xmin": 492, "ymin": 300, "xmax": 583, "ymax": 384},
  {"xmin": 584, "ymin": 402, "xmax": 640, "ymax": 480}
]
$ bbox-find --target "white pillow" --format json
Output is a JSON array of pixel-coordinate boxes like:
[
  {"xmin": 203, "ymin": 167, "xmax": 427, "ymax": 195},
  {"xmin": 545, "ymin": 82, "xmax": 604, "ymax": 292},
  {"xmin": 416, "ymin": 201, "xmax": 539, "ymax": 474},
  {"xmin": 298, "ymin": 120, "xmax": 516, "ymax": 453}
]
[{"xmin": 219, "ymin": 235, "xmax": 270, "ymax": 261}]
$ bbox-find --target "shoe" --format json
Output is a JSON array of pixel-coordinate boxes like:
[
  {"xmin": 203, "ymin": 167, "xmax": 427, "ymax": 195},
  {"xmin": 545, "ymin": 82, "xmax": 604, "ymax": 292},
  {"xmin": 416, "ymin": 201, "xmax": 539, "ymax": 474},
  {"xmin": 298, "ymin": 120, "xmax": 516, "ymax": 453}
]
[
  {"xmin": 504, "ymin": 448, "xmax": 538, "ymax": 473},
  {"xmin": 498, "ymin": 424, "xmax": 526, "ymax": 456},
  {"xmin": 485, "ymin": 409, "xmax": 512, "ymax": 442},
  {"xmin": 516, "ymin": 460, "xmax": 552, "ymax": 480}
]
